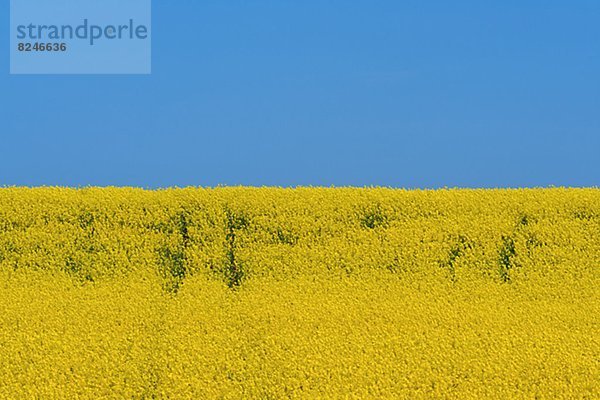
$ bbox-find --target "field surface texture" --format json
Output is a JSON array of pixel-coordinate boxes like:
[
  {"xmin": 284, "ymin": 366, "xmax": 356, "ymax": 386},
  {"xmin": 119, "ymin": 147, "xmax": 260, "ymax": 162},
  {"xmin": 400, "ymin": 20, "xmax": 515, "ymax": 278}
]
[{"xmin": 0, "ymin": 188, "xmax": 598, "ymax": 399}]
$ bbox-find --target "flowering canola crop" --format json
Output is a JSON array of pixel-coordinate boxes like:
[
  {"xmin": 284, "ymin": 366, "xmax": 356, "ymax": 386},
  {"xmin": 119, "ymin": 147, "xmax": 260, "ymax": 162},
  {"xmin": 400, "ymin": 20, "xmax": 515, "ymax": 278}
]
[{"xmin": 0, "ymin": 187, "xmax": 598, "ymax": 398}]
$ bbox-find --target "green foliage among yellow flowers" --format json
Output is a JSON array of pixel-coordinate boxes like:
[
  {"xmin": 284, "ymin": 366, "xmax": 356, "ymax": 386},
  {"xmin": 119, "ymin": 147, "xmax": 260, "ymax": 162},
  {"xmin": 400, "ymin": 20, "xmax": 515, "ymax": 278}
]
[{"xmin": 0, "ymin": 187, "xmax": 598, "ymax": 398}]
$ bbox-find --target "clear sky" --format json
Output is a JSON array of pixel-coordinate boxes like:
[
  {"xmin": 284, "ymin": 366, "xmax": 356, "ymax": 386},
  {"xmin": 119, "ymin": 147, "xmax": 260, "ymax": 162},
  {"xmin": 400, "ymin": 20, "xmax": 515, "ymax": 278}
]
[{"xmin": 1, "ymin": 1, "xmax": 598, "ymax": 188}]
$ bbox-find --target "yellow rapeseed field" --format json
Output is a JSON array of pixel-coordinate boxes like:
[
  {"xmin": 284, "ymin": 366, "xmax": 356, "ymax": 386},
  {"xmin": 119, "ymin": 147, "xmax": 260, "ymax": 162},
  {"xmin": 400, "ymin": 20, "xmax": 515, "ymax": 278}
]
[{"xmin": 0, "ymin": 187, "xmax": 598, "ymax": 398}]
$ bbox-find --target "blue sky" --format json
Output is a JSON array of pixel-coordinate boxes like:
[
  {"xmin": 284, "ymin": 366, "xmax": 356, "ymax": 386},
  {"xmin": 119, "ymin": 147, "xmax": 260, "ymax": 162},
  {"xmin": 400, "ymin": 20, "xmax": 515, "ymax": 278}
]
[{"xmin": 1, "ymin": 1, "xmax": 598, "ymax": 188}]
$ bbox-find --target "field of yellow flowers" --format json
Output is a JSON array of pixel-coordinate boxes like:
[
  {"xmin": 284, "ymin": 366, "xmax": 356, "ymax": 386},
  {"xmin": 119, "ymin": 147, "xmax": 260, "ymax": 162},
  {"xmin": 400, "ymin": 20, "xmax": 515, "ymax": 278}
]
[{"xmin": 0, "ymin": 187, "xmax": 598, "ymax": 398}]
